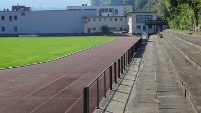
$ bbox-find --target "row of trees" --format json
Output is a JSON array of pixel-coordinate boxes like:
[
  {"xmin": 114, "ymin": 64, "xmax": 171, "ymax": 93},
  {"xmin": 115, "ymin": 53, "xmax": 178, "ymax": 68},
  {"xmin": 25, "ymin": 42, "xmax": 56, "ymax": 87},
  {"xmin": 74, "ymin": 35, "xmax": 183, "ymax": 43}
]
[{"xmin": 155, "ymin": 0, "xmax": 201, "ymax": 30}]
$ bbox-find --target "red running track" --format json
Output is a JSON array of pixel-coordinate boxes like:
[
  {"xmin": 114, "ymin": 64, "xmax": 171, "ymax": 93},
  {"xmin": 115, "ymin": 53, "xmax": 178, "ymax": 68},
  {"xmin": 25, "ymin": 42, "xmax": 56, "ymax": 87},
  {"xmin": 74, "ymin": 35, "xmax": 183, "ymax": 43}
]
[{"xmin": 0, "ymin": 36, "xmax": 140, "ymax": 113}]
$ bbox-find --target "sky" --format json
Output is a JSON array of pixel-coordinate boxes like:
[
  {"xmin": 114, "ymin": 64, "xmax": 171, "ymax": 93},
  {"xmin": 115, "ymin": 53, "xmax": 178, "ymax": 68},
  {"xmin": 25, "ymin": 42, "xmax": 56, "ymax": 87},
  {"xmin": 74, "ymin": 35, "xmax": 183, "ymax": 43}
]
[{"xmin": 0, "ymin": 0, "xmax": 89, "ymax": 10}]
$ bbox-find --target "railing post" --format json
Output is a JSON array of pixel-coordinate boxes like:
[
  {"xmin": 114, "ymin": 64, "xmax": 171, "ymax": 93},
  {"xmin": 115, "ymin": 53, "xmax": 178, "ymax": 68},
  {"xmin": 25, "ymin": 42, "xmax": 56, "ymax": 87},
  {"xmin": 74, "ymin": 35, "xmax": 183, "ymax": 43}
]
[
  {"xmin": 128, "ymin": 49, "xmax": 130, "ymax": 63},
  {"xmin": 110, "ymin": 66, "xmax": 112, "ymax": 90},
  {"xmin": 130, "ymin": 48, "xmax": 132, "ymax": 62},
  {"xmin": 83, "ymin": 87, "xmax": 89, "ymax": 113},
  {"xmin": 124, "ymin": 53, "xmax": 126, "ymax": 70},
  {"xmin": 127, "ymin": 51, "xmax": 128, "ymax": 64},
  {"xmin": 104, "ymin": 71, "xmax": 106, "ymax": 98},
  {"xmin": 118, "ymin": 59, "xmax": 120, "ymax": 78},
  {"xmin": 121, "ymin": 56, "xmax": 123, "ymax": 74},
  {"xmin": 114, "ymin": 62, "xmax": 117, "ymax": 84},
  {"xmin": 96, "ymin": 78, "xmax": 100, "ymax": 109},
  {"xmin": 132, "ymin": 45, "xmax": 135, "ymax": 57}
]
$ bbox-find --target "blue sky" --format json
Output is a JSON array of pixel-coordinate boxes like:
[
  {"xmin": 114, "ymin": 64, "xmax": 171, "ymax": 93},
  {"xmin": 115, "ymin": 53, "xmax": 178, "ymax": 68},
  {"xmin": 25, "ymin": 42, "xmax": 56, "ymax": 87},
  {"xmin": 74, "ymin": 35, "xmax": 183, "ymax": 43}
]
[{"xmin": 0, "ymin": 0, "xmax": 89, "ymax": 10}]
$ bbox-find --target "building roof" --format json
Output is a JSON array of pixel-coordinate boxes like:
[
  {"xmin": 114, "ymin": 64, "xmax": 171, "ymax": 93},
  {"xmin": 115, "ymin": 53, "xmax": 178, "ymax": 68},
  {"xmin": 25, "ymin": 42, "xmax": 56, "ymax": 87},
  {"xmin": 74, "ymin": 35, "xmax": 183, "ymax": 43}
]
[
  {"xmin": 124, "ymin": 11, "xmax": 157, "ymax": 15},
  {"xmin": 68, "ymin": 5, "xmax": 133, "ymax": 8},
  {"xmin": 83, "ymin": 16, "xmax": 126, "ymax": 18}
]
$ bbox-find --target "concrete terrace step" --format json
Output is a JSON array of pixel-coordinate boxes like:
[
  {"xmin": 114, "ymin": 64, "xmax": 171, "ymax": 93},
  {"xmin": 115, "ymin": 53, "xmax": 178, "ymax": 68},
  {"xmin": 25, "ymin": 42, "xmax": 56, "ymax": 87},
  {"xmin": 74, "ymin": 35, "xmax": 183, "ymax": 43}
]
[
  {"xmin": 165, "ymin": 30, "xmax": 201, "ymax": 46},
  {"xmin": 159, "ymin": 34, "xmax": 201, "ymax": 113},
  {"xmin": 163, "ymin": 32, "xmax": 201, "ymax": 70},
  {"xmin": 154, "ymin": 36, "xmax": 192, "ymax": 113}
]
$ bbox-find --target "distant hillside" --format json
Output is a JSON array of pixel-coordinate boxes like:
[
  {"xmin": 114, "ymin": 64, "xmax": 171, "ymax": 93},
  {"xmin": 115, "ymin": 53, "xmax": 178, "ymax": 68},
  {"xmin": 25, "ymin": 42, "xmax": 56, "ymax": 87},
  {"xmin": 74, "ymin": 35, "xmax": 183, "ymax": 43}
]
[{"xmin": 90, "ymin": 0, "xmax": 157, "ymax": 11}]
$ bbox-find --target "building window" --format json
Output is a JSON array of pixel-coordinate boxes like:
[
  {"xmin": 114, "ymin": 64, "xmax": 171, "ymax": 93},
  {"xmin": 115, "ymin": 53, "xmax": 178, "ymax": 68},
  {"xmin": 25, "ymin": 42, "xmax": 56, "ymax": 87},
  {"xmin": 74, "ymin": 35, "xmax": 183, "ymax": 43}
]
[
  {"xmin": 101, "ymin": 9, "xmax": 108, "ymax": 12},
  {"xmin": 115, "ymin": 9, "xmax": 118, "ymax": 14},
  {"xmin": 104, "ymin": 18, "xmax": 106, "ymax": 21},
  {"xmin": 109, "ymin": 27, "xmax": 116, "ymax": 30},
  {"xmin": 21, "ymin": 12, "xmax": 25, "ymax": 16},
  {"xmin": 109, "ymin": 8, "xmax": 113, "ymax": 12},
  {"xmin": 120, "ymin": 27, "xmax": 123, "ymax": 31},
  {"xmin": 136, "ymin": 25, "xmax": 141, "ymax": 29},
  {"xmin": 92, "ymin": 27, "xmax": 96, "ymax": 30},
  {"xmin": 88, "ymin": 18, "xmax": 90, "ymax": 22},
  {"xmin": 1, "ymin": 16, "xmax": 4, "ymax": 20},
  {"xmin": 115, "ymin": 18, "xmax": 117, "ymax": 21},
  {"xmin": 109, "ymin": 18, "xmax": 112, "ymax": 21},
  {"xmin": 148, "ymin": 25, "xmax": 152, "ymax": 29},
  {"xmin": 143, "ymin": 25, "xmax": 146, "ymax": 31},
  {"xmin": 120, "ymin": 18, "xmax": 123, "ymax": 21},
  {"xmin": 99, "ymin": 18, "xmax": 101, "ymax": 21},
  {"xmin": 14, "ymin": 16, "xmax": 17, "ymax": 20},
  {"xmin": 9, "ymin": 16, "xmax": 12, "ymax": 21},
  {"xmin": 93, "ymin": 18, "xmax": 96, "ymax": 22},
  {"xmin": 14, "ymin": 26, "xmax": 18, "ymax": 31},
  {"xmin": 2, "ymin": 27, "xmax": 5, "ymax": 32}
]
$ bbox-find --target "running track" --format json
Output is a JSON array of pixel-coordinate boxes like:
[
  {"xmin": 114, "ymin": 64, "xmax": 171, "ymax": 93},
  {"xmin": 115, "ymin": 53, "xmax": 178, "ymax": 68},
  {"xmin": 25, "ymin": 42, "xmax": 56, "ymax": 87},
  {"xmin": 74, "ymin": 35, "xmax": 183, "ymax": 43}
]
[{"xmin": 0, "ymin": 36, "xmax": 140, "ymax": 113}]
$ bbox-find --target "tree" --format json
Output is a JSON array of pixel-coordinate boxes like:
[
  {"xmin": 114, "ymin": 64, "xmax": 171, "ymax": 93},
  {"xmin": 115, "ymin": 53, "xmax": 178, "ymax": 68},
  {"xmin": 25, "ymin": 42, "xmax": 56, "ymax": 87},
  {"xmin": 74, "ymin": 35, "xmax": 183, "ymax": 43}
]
[{"xmin": 101, "ymin": 26, "xmax": 110, "ymax": 34}]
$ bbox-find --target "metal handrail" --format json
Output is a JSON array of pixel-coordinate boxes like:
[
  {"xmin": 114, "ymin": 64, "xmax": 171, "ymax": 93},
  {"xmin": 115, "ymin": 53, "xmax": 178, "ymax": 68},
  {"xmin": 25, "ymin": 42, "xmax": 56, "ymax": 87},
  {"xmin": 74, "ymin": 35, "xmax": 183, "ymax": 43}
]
[{"xmin": 83, "ymin": 38, "xmax": 142, "ymax": 113}]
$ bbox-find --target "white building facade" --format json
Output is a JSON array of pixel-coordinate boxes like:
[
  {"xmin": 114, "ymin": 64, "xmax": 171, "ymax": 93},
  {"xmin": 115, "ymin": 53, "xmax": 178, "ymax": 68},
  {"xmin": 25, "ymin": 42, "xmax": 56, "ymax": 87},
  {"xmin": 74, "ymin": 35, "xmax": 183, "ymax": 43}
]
[
  {"xmin": 0, "ymin": 5, "xmax": 160, "ymax": 36},
  {"xmin": 0, "ymin": 10, "xmax": 96, "ymax": 36},
  {"xmin": 83, "ymin": 16, "xmax": 127, "ymax": 33},
  {"xmin": 67, "ymin": 6, "xmax": 133, "ymax": 16},
  {"xmin": 126, "ymin": 12, "xmax": 157, "ymax": 34}
]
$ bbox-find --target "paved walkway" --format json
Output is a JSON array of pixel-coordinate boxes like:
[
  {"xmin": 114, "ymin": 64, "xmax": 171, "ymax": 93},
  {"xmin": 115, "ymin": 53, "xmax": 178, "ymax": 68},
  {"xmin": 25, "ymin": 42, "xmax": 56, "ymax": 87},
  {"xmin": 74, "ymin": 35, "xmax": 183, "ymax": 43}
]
[
  {"xmin": 0, "ymin": 36, "xmax": 140, "ymax": 113},
  {"xmin": 101, "ymin": 35, "xmax": 192, "ymax": 113}
]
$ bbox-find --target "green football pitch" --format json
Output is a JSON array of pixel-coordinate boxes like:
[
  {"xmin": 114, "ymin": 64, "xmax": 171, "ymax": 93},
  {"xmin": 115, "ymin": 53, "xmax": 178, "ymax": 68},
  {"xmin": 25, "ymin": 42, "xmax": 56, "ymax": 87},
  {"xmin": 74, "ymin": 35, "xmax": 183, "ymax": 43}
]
[{"xmin": 0, "ymin": 36, "xmax": 116, "ymax": 68}]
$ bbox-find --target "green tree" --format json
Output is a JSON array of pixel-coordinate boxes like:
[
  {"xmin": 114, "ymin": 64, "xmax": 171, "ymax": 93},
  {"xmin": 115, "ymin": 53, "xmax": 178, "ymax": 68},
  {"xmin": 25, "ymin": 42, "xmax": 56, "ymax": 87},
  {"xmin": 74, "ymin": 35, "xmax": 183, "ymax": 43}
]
[{"xmin": 101, "ymin": 26, "xmax": 110, "ymax": 34}]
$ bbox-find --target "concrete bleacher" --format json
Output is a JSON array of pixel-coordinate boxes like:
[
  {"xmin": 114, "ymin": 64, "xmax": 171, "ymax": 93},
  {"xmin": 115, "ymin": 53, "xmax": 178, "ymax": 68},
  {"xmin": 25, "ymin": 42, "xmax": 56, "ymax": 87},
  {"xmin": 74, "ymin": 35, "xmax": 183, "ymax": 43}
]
[{"xmin": 99, "ymin": 30, "xmax": 201, "ymax": 113}]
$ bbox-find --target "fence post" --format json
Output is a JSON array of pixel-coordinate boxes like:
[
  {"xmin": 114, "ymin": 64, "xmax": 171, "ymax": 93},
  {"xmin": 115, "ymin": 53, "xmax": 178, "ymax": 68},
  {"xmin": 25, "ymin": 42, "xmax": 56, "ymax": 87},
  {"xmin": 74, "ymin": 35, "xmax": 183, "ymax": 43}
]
[
  {"xmin": 96, "ymin": 78, "xmax": 100, "ymax": 109},
  {"xmin": 118, "ymin": 59, "xmax": 120, "ymax": 78},
  {"xmin": 124, "ymin": 53, "xmax": 126, "ymax": 70},
  {"xmin": 110, "ymin": 66, "xmax": 112, "ymax": 90},
  {"xmin": 114, "ymin": 62, "xmax": 117, "ymax": 84},
  {"xmin": 104, "ymin": 71, "xmax": 106, "ymax": 98},
  {"xmin": 83, "ymin": 87, "xmax": 89, "ymax": 113},
  {"xmin": 132, "ymin": 45, "xmax": 135, "ymax": 57},
  {"xmin": 128, "ymin": 49, "xmax": 130, "ymax": 63},
  {"xmin": 121, "ymin": 56, "xmax": 123, "ymax": 74},
  {"xmin": 130, "ymin": 48, "xmax": 132, "ymax": 62},
  {"xmin": 127, "ymin": 51, "xmax": 128, "ymax": 64}
]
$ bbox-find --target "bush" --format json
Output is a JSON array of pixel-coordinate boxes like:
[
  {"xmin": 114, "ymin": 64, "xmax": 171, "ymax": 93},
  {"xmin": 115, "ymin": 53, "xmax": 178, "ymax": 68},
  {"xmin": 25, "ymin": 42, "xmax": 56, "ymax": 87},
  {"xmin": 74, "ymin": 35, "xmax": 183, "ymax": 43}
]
[{"xmin": 101, "ymin": 26, "xmax": 110, "ymax": 34}]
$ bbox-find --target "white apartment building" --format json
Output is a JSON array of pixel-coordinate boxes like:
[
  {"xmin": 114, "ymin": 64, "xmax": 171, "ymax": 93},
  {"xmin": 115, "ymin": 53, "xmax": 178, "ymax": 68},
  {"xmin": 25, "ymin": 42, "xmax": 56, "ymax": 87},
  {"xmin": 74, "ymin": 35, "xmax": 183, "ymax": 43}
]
[
  {"xmin": 67, "ymin": 5, "xmax": 133, "ymax": 16},
  {"xmin": 83, "ymin": 16, "xmax": 127, "ymax": 33}
]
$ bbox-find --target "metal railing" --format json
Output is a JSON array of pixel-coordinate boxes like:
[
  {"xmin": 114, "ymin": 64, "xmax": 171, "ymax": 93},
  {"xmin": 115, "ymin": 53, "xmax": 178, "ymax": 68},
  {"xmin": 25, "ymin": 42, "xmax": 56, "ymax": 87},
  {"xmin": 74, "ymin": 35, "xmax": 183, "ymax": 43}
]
[{"xmin": 83, "ymin": 39, "xmax": 141, "ymax": 113}]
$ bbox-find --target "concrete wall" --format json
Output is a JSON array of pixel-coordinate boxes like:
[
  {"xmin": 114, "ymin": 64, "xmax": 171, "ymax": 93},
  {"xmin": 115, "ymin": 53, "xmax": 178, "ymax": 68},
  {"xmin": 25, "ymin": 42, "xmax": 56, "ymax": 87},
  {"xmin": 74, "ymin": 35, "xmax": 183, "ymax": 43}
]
[{"xmin": 0, "ymin": 10, "xmax": 96, "ymax": 35}]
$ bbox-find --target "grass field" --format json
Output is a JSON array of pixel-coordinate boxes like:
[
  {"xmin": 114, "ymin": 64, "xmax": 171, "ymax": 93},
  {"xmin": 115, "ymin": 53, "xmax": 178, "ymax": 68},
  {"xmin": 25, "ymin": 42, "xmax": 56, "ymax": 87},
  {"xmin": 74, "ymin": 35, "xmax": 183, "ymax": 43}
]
[{"xmin": 0, "ymin": 36, "xmax": 116, "ymax": 68}]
